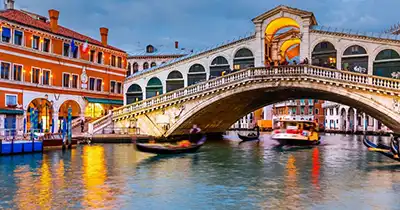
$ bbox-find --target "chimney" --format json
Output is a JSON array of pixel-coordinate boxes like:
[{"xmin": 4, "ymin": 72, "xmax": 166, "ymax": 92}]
[
  {"xmin": 4, "ymin": 0, "xmax": 14, "ymax": 10},
  {"xmin": 48, "ymin": 9, "xmax": 60, "ymax": 32},
  {"xmin": 100, "ymin": 27, "xmax": 109, "ymax": 46},
  {"xmin": 175, "ymin": 41, "xmax": 179, "ymax": 49}
]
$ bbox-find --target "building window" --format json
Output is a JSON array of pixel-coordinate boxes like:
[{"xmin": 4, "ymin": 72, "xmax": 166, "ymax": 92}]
[
  {"xmin": 315, "ymin": 108, "xmax": 319, "ymax": 115},
  {"xmin": 42, "ymin": 70, "xmax": 50, "ymax": 85},
  {"xmin": 63, "ymin": 73, "xmax": 70, "ymax": 88},
  {"xmin": 300, "ymin": 107, "xmax": 305, "ymax": 115},
  {"xmin": 117, "ymin": 57, "xmax": 122, "ymax": 68},
  {"xmin": 151, "ymin": 62, "xmax": 156, "ymax": 67},
  {"xmin": 63, "ymin": 43, "xmax": 70, "ymax": 57},
  {"xmin": 14, "ymin": 30, "xmax": 23, "ymax": 46},
  {"xmin": 32, "ymin": 36, "xmax": 40, "ymax": 50},
  {"xmin": 5, "ymin": 95, "xmax": 17, "ymax": 106},
  {"xmin": 42, "ymin": 38, "xmax": 50, "ymax": 52},
  {"xmin": 96, "ymin": 78, "xmax": 102, "ymax": 91},
  {"xmin": 1, "ymin": 27, "xmax": 11, "ymax": 43},
  {"xmin": 143, "ymin": 62, "xmax": 149, "ymax": 70},
  {"xmin": 111, "ymin": 55, "xmax": 116, "ymax": 67},
  {"xmin": 72, "ymin": 74, "xmax": 78, "ymax": 88},
  {"xmin": 31, "ymin": 68, "xmax": 40, "ymax": 84},
  {"xmin": 89, "ymin": 78, "xmax": 95, "ymax": 91},
  {"xmin": 1, "ymin": 62, "xmax": 10, "ymax": 80},
  {"xmin": 330, "ymin": 108, "xmax": 334, "ymax": 115},
  {"xmin": 90, "ymin": 50, "xmax": 95, "ymax": 62},
  {"xmin": 110, "ymin": 81, "xmax": 116, "ymax": 93},
  {"xmin": 97, "ymin": 52, "xmax": 103, "ymax": 64},
  {"xmin": 13, "ymin": 64, "xmax": 22, "ymax": 81},
  {"xmin": 72, "ymin": 46, "xmax": 78, "ymax": 58},
  {"xmin": 308, "ymin": 108, "xmax": 313, "ymax": 115},
  {"xmin": 117, "ymin": 82, "xmax": 122, "ymax": 94}
]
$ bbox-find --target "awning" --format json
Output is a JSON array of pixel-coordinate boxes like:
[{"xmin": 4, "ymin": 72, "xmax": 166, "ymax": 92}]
[
  {"xmin": 84, "ymin": 97, "xmax": 123, "ymax": 105},
  {"xmin": 0, "ymin": 109, "xmax": 24, "ymax": 115}
]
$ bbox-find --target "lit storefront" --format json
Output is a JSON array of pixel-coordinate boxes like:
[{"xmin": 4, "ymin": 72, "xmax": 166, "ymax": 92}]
[{"xmin": 84, "ymin": 97, "xmax": 123, "ymax": 118}]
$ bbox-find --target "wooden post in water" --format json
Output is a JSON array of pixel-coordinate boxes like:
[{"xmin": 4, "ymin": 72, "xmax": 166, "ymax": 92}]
[{"xmin": 67, "ymin": 105, "xmax": 72, "ymax": 149}]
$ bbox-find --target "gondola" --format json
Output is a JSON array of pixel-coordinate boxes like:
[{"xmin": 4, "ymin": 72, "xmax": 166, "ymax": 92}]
[
  {"xmin": 363, "ymin": 137, "xmax": 400, "ymax": 162},
  {"xmin": 135, "ymin": 136, "xmax": 206, "ymax": 155},
  {"xmin": 238, "ymin": 133, "xmax": 259, "ymax": 142}
]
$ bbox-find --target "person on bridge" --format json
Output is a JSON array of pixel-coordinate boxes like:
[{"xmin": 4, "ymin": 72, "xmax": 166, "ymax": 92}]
[{"xmin": 390, "ymin": 134, "xmax": 400, "ymax": 159}]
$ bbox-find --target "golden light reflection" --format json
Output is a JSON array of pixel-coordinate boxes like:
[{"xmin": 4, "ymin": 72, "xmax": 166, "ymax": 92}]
[
  {"xmin": 265, "ymin": 17, "xmax": 300, "ymax": 41},
  {"xmin": 284, "ymin": 155, "xmax": 299, "ymax": 207},
  {"xmin": 311, "ymin": 148, "xmax": 321, "ymax": 190},
  {"xmin": 38, "ymin": 155, "xmax": 52, "ymax": 209},
  {"xmin": 14, "ymin": 166, "xmax": 36, "ymax": 209},
  {"xmin": 83, "ymin": 146, "xmax": 110, "ymax": 209}
]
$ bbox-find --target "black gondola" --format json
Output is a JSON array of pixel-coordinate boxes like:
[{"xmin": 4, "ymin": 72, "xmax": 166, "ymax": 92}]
[
  {"xmin": 363, "ymin": 137, "xmax": 400, "ymax": 162},
  {"xmin": 238, "ymin": 133, "xmax": 259, "ymax": 141},
  {"xmin": 135, "ymin": 136, "xmax": 206, "ymax": 155}
]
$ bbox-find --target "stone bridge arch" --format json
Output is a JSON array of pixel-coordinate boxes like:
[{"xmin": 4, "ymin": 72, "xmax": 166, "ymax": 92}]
[{"xmin": 166, "ymin": 81, "xmax": 400, "ymax": 136}]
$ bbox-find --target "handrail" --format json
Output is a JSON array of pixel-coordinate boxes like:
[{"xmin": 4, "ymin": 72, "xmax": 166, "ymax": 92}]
[
  {"xmin": 88, "ymin": 113, "xmax": 112, "ymax": 134},
  {"xmin": 114, "ymin": 65, "xmax": 400, "ymax": 119}
]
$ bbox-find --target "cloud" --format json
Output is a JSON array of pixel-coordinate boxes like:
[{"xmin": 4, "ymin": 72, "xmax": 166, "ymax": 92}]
[{"xmin": 12, "ymin": 0, "xmax": 400, "ymax": 54}]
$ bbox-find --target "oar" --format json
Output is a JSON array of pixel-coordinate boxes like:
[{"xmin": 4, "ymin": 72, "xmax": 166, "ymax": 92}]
[{"xmin": 368, "ymin": 147, "xmax": 391, "ymax": 153}]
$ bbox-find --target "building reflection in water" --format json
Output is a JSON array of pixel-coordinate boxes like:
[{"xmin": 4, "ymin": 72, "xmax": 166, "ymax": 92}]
[
  {"xmin": 82, "ymin": 145, "xmax": 112, "ymax": 209},
  {"xmin": 284, "ymin": 155, "xmax": 299, "ymax": 208},
  {"xmin": 311, "ymin": 148, "xmax": 321, "ymax": 190}
]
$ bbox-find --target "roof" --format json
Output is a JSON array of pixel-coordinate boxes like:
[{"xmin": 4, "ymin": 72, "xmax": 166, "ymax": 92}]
[
  {"xmin": 84, "ymin": 97, "xmax": 123, "ymax": 105},
  {"xmin": 128, "ymin": 45, "xmax": 192, "ymax": 58},
  {"xmin": 252, "ymin": 5, "xmax": 317, "ymax": 26},
  {"xmin": 0, "ymin": 9, "xmax": 125, "ymax": 53}
]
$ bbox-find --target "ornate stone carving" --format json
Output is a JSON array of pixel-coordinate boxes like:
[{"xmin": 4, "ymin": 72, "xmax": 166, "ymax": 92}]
[{"xmin": 393, "ymin": 98, "xmax": 400, "ymax": 113}]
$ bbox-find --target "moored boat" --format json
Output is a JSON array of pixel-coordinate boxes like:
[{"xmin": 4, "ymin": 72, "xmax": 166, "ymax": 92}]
[
  {"xmin": 238, "ymin": 133, "xmax": 259, "ymax": 141},
  {"xmin": 271, "ymin": 120, "xmax": 320, "ymax": 146},
  {"xmin": 135, "ymin": 136, "xmax": 206, "ymax": 155},
  {"xmin": 363, "ymin": 137, "xmax": 400, "ymax": 161}
]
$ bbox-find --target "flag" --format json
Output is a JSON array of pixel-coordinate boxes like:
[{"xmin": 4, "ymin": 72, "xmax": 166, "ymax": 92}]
[
  {"xmin": 71, "ymin": 39, "xmax": 76, "ymax": 53},
  {"xmin": 82, "ymin": 40, "xmax": 89, "ymax": 53}
]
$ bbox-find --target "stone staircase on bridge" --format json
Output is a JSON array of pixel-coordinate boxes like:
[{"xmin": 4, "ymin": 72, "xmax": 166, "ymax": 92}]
[{"xmin": 89, "ymin": 65, "xmax": 400, "ymax": 136}]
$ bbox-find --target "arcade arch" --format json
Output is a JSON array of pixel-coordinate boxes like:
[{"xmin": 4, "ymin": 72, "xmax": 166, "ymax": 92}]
[
  {"xmin": 233, "ymin": 48, "xmax": 255, "ymax": 70},
  {"xmin": 373, "ymin": 49, "xmax": 400, "ymax": 79},
  {"xmin": 166, "ymin": 71, "xmax": 184, "ymax": 92},
  {"xmin": 188, "ymin": 64, "xmax": 206, "ymax": 86},
  {"xmin": 126, "ymin": 84, "xmax": 143, "ymax": 104},
  {"xmin": 311, "ymin": 41, "xmax": 337, "ymax": 68},
  {"xmin": 146, "ymin": 77, "xmax": 163, "ymax": 98},
  {"xmin": 342, "ymin": 45, "xmax": 368, "ymax": 74},
  {"xmin": 210, "ymin": 56, "xmax": 230, "ymax": 79}
]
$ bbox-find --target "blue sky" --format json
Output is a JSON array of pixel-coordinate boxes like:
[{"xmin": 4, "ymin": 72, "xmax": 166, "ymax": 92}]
[{"xmin": 14, "ymin": 0, "xmax": 400, "ymax": 54}]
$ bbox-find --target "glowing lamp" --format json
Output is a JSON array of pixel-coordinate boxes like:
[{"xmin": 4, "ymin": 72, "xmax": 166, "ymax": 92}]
[
  {"xmin": 22, "ymin": 70, "xmax": 26, "ymax": 73},
  {"xmin": 50, "ymin": 75, "xmax": 53, "ymax": 78},
  {"xmin": 102, "ymin": 82, "xmax": 105, "ymax": 85},
  {"xmin": 70, "ymin": 77, "xmax": 73, "ymax": 81}
]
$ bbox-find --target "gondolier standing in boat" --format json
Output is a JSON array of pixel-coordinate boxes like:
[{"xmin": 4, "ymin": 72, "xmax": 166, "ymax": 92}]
[
  {"xmin": 190, "ymin": 124, "xmax": 202, "ymax": 143},
  {"xmin": 390, "ymin": 134, "xmax": 400, "ymax": 159}
]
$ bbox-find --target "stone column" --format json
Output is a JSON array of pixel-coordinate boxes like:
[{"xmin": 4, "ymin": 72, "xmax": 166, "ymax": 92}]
[
  {"xmin": 353, "ymin": 109, "xmax": 358, "ymax": 132},
  {"xmin": 336, "ymin": 52, "xmax": 342, "ymax": 70},
  {"xmin": 373, "ymin": 118, "xmax": 379, "ymax": 132},
  {"xmin": 345, "ymin": 109, "xmax": 350, "ymax": 132},
  {"xmin": 263, "ymin": 106, "xmax": 268, "ymax": 120},
  {"xmin": 363, "ymin": 113, "xmax": 367, "ymax": 132},
  {"xmin": 254, "ymin": 23, "xmax": 264, "ymax": 67},
  {"xmin": 299, "ymin": 19, "xmax": 311, "ymax": 62},
  {"xmin": 52, "ymin": 111, "xmax": 59, "ymax": 134}
]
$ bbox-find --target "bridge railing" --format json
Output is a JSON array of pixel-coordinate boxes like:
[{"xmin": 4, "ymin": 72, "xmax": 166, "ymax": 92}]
[{"xmin": 112, "ymin": 65, "xmax": 400, "ymax": 119}]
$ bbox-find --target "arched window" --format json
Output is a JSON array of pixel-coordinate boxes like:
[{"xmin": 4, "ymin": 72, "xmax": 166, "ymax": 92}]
[
  {"xmin": 133, "ymin": 62, "xmax": 139, "ymax": 73},
  {"xmin": 143, "ymin": 62, "xmax": 149, "ymax": 70},
  {"xmin": 342, "ymin": 45, "xmax": 368, "ymax": 74},
  {"xmin": 146, "ymin": 45, "xmax": 154, "ymax": 53},
  {"xmin": 210, "ymin": 56, "xmax": 230, "ymax": 79},
  {"xmin": 373, "ymin": 49, "xmax": 400, "ymax": 79},
  {"xmin": 233, "ymin": 48, "xmax": 254, "ymax": 71},
  {"xmin": 312, "ymin": 41, "xmax": 337, "ymax": 68},
  {"xmin": 126, "ymin": 84, "xmax": 143, "ymax": 104},
  {"xmin": 146, "ymin": 77, "xmax": 163, "ymax": 98},
  {"xmin": 188, "ymin": 64, "xmax": 206, "ymax": 86},
  {"xmin": 166, "ymin": 71, "xmax": 184, "ymax": 92},
  {"xmin": 151, "ymin": 62, "xmax": 157, "ymax": 67},
  {"xmin": 127, "ymin": 62, "xmax": 132, "ymax": 76}
]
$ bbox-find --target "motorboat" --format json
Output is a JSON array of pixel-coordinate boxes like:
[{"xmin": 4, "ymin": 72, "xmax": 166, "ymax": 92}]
[{"xmin": 271, "ymin": 120, "xmax": 320, "ymax": 145}]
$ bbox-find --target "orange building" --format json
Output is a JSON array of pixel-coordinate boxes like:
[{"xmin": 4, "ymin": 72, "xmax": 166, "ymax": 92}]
[{"xmin": 0, "ymin": 3, "xmax": 127, "ymax": 135}]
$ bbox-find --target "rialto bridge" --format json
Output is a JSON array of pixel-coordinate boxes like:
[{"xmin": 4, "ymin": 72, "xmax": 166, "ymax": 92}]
[{"xmin": 89, "ymin": 5, "xmax": 400, "ymax": 136}]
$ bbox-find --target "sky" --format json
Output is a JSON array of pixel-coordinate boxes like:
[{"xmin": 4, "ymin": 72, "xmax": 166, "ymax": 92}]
[{"xmin": 13, "ymin": 0, "xmax": 400, "ymax": 54}]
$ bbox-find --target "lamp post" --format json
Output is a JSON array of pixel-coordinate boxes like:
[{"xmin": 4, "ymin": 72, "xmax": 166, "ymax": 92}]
[{"xmin": 45, "ymin": 94, "xmax": 48, "ymax": 132}]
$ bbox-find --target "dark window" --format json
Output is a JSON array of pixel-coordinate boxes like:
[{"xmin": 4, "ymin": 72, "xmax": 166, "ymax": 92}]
[
  {"xmin": 97, "ymin": 52, "xmax": 103, "ymax": 64},
  {"xmin": 146, "ymin": 45, "xmax": 154, "ymax": 53},
  {"xmin": 72, "ymin": 75, "xmax": 78, "ymax": 88},
  {"xmin": 63, "ymin": 73, "xmax": 70, "ymax": 88},
  {"xmin": 14, "ymin": 30, "xmax": 23, "ymax": 45},
  {"xmin": 117, "ymin": 82, "xmax": 122, "ymax": 94},
  {"xmin": 117, "ymin": 57, "xmax": 122, "ymax": 68},
  {"xmin": 233, "ymin": 48, "xmax": 255, "ymax": 70},
  {"xmin": 72, "ymin": 45, "xmax": 78, "ymax": 58},
  {"xmin": 96, "ymin": 79, "xmax": 102, "ymax": 91},
  {"xmin": 188, "ymin": 64, "xmax": 206, "ymax": 86},
  {"xmin": 32, "ymin": 68, "xmax": 40, "ymax": 84},
  {"xmin": 13, "ymin": 65, "xmax": 22, "ymax": 81},
  {"xmin": 2, "ymin": 27, "xmax": 11, "ymax": 43},
  {"xmin": 110, "ymin": 81, "xmax": 116, "ymax": 93},
  {"xmin": 143, "ymin": 62, "xmax": 149, "ymax": 70},
  {"xmin": 32, "ymin": 36, "xmax": 40, "ymax": 50},
  {"xmin": 63, "ymin": 43, "xmax": 70, "ymax": 57},
  {"xmin": 133, "ymin": 62, "xmax": 139, "ymax": 72},
  {"xmin": 315, "ymin": 108, "xmax": 319, "ymax": 115},
  {"xmin": 111, "ymin": 55, "xmax": 116, "ymax": 67},
  {"xmin": 321, "ymin": 42, "xmax": 328, "ymax": 49},
  {"xmin": 151, "ymin": 62, "xmax": 156, "ymax": 67},
  {"xmin": 90, "ymin": 50, "xmax": 95, "ymax": 62},
  {"xmin": 43, "ymin": 38, "xmax": 50, "ymax": 52},
  {"xmin": 1, "ymin": 62, "xmax": 10, "ymax": 80},
  {"xmin": 89, "ymin": 78, "xmax": 95, "ymax": 91},
  {"xmin": 42, "ymin": 70, "xmax": 50, "ymax": 85}
]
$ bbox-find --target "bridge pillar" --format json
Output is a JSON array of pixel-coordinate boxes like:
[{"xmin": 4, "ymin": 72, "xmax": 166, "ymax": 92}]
[
  {"xmin": 363, "ymin": 113, "xmax": 367, "ymax": 132},
  {"xmin": 373, "ymin": 119, "xmax": 379, "ymax": 132},
  {"xmin": 254, "ymin": 23, "xmax": 264, "ymax": 66},
  {"xmin": 353, "ymin": 109, "xmax": 358, "ymax": 132},
  {"xmin": 299, "ymin": 20, "xmax": 310, "ymax": 62}
]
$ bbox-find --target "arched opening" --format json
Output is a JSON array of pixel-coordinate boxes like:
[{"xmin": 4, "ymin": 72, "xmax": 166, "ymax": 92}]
[
  {"xmin": 210, "ymin": 56, "xmax": 230, "ymax": 79},
  {"xmin": 146, "ymin": 77, "xmax": 163, "ymax": 98},
  {"xmin": 280, "ymin": 38, "xmax": 301, "ymax": 64},
  {"xmin": 27, "ymin": 98, "xmax": 53, "ymax": 132},
  {"xmin": 59, "ymin": 100, "xmax": 81, "ymax": 132},
  {"xmin": 166, "ymin": 71, "xmax": 184, "ymax": 92},
  {"xmin": 312, "ymin": 41, "xmax": 337, "ymax": 68},
  {"xmin": 146, "ymin": 45, "xmax": 154, "ymax": 53},
  {"xmin": 264, "ymin": 17, "xmax": 300, "ymax": 65},
  {"xmin": 188, "ymin": 64, "xmax": 206, "ymax": 86},
  {"xmin": 150, "ymin": 62, "xmax": 157, "ymax": 68},
  {"xmin": 233, "ymin": 48, "xmax": 254, "ymax": 71},
  {"xmin": 127, "ymin": 62, "xmax": 132, "ymax": 76},
  {"xmin": 348, "ymin": 108, "xmax": 355, "ymax": 132},
  {"xmin": 126, "ymin": 84, "xmax": 143, "ymax": 104},
  {"xmin": 373, "ymin": 49, "xmax": 400, "ymax": 78},
  {"xmin": 143, "ymin": 62, "xmax": 149, "ymax": 70},
  {"xmin": 340, "ymin": 108, "xmax": 347, "ymax": 131},
  {"xmin": 342, "ymin": 45, "xmax": 368, "ymax": 74},
  {"xmin": 133, "ymin": 62, "xmax": 139, "ymax": 73}
]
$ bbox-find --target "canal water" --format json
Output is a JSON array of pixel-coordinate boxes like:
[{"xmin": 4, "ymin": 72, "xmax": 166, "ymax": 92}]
[{"xmin": 0, "ymin": 133, "xmax": 400, "ymax": 210}]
